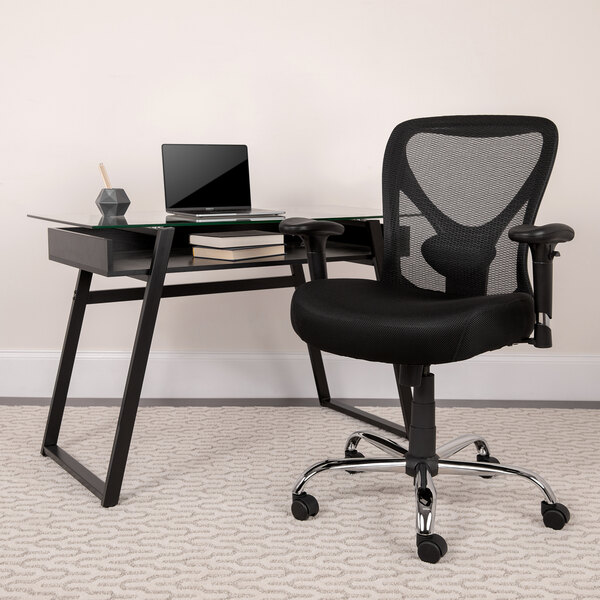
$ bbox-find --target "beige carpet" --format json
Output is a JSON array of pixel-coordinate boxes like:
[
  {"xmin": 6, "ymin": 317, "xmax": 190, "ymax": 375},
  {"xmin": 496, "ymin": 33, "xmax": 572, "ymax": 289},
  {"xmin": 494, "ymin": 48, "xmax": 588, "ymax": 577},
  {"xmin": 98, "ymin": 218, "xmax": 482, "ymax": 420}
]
[{"xmin": 1, "ymin": 404, "xmax": 599, "ymax": 599}]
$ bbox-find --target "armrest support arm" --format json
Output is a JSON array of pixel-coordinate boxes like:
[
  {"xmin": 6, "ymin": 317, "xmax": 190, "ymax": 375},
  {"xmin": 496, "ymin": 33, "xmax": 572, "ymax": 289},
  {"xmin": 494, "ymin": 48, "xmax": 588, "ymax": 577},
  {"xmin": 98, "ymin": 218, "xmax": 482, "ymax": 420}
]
[
  {"xmin": 508, "ymin": 223, "xmax": 574, "ymax": 347},
  {"xmin": 279, "ymin": 217, "xmax": 345, "ymax": 280}
]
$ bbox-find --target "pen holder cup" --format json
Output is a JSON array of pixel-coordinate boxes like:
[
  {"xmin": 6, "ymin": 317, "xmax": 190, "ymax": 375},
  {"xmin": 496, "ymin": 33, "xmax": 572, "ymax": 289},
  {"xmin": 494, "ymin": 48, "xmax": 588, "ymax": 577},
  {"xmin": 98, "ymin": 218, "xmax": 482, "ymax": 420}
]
[{"xmin": 95, "ymin": 188, "xmax": 131, "ymax": 217}]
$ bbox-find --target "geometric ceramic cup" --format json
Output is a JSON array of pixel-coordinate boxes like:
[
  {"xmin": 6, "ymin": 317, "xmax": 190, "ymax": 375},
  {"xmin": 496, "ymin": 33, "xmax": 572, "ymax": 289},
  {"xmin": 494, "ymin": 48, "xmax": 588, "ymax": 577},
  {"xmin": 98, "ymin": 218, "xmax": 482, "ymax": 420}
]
[{"xmin": 95, "ymin": 188, "xmax": 131, "ymax": 217}]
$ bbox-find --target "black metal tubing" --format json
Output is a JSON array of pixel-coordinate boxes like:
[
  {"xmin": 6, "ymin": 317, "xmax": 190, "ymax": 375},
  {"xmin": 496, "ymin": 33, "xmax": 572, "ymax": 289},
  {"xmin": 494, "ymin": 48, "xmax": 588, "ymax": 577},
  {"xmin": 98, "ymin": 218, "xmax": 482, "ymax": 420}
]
[
  {"xmin": 307, "ymin": 345, "xmax": 332, "ymax": 403},
  {"xmin": 365, "ymin": 219, "xmax": 384, "ymax": 279},
  {"xmin": 41, "ymin": 232, "xmax": 322, "ymax": 507},
  {"xmin": 88, "ymin": 275, "xmax": 297, "ymax": 304},
  {"xmin": 322, "ymin": 400, "xmax": 407, "ymax": 438},
  {"xmin": 289, "ymin": 263, "xmax": 306, "ymax": 288},
  {"xmin": 290, "ymin": 263, "xmax": 333, "ymax": 403},
  {"xmin": 41, "ymin": 227, "xmax": 176, "ymax": 507},
  {"xmin": 42, "ymin": 269, "xmax": 93, "ymax": 451},
  {"xmin": 102, "ymin": 227, "xmax": 175, "ymax": 507},
  {"xmin": 43, "ymin": 445, "xmax": 105, "ymax": 499}
]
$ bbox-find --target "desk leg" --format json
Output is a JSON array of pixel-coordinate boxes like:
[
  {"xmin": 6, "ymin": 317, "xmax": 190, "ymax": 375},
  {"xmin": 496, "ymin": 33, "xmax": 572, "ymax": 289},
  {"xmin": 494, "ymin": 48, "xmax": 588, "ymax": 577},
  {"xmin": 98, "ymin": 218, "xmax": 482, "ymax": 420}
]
[
  {"xmin": 365, "ymin": 219, "xmax": 384, "ymax": 280},
  {"xmin": 42, "ymin": 269, "xmax": 93, "ymax": 451},
  {"xmin": 290, "ymin": 264, "xmax": 332, "ymax": 402},
  {"xmin": 41, "ymin": 228, "xmax": 174, "ymax": 506},
  {"xmin": 102, "ymin": 227, "xmax": 174, "ymax": 507}
]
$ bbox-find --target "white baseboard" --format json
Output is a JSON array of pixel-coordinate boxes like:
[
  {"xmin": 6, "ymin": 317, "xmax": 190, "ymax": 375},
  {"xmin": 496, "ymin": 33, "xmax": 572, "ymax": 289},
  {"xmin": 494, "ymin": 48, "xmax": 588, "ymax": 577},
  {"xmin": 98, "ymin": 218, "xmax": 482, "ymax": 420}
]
[{"xmin": 0, "ymin": 351, "xmax": 597, "ymax": 401}]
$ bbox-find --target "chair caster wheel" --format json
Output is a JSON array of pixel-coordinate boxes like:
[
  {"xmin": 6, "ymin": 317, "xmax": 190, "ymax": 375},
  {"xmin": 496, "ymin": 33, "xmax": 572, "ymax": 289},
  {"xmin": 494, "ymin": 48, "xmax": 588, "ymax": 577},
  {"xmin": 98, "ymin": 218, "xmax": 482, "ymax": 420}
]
[
  {"xmin": 477, "ymin": 454, "xmax": 500, "ymax": 478},
  {"xmin": 416, "ymin": 533, "xmax": 448, "ymax": 564},
  {"xmin": 344, "ymin": 449, "xmax": 364, "ymax": 474},
  {"xmin": 291, "ymin": 493, "xmax": 319, "ymax": 521},
  {"xmin": 541, "ymin": 501, "xmax": 570, "ymax": 530}
]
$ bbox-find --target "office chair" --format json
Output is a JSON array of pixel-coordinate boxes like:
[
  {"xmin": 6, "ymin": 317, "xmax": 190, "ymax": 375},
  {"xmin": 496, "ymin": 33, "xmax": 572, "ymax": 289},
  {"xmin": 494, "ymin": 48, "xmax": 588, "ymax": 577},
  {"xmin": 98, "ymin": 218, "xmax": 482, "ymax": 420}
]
[{"xmin": 280, "ymin": 116, "xmax": 574, "ymax": 563}]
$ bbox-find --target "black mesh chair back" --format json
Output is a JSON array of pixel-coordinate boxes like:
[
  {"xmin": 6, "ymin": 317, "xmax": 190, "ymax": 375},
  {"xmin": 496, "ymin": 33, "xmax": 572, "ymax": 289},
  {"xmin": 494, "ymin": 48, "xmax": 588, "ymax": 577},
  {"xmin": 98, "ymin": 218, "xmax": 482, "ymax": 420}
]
[{"xmin": 382, "ymin": 116, "xmax": 558, "ymax": 297}]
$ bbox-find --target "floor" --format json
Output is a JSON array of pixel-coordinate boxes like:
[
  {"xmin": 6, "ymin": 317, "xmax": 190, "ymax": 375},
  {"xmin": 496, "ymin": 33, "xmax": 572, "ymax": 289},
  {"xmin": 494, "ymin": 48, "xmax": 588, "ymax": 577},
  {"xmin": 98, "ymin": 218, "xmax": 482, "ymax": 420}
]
[{"xmin": 1, "ymin": 403, "xmax": 599, "ymax": 599}]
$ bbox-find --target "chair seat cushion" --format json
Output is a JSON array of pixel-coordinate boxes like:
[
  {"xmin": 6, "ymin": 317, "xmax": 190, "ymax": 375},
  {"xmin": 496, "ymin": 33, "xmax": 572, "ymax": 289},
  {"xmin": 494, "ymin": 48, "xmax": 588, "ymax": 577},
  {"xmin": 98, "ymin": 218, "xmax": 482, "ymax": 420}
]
[{"xmin": 291, "ymin": 279, "xmax": 535, "ymax": 365}]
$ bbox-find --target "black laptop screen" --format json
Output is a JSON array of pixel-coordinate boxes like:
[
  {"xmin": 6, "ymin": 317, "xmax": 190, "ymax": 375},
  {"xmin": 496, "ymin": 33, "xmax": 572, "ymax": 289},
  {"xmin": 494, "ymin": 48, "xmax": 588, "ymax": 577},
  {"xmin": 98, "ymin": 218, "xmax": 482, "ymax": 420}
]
[{"xmin": 162, "ymin": 144, "xmax": 251, "ymax": 212}]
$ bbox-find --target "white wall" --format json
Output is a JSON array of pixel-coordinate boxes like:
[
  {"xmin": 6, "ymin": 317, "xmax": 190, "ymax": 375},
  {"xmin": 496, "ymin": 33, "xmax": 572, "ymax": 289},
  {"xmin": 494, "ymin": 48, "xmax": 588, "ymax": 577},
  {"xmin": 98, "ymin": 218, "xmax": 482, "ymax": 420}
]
[{"xmin": 1, "ymin": 0, "xmax": 598, "ymax": 398}]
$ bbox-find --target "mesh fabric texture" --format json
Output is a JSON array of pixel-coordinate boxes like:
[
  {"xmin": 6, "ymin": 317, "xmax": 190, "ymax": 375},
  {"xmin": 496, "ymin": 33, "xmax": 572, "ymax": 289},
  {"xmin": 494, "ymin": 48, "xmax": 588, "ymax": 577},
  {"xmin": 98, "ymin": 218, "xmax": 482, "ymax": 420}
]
[{"xmin": 383, "ymin": 116, "xmax": 558, "ymax": 296}]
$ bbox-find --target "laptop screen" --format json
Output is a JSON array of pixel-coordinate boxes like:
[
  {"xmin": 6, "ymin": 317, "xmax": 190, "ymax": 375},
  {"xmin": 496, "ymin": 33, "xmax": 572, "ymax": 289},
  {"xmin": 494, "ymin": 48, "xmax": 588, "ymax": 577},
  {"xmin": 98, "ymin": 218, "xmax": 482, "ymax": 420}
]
[{"xmin": 162, "ymin": 144, "xmax": 251, "ymax": 212}]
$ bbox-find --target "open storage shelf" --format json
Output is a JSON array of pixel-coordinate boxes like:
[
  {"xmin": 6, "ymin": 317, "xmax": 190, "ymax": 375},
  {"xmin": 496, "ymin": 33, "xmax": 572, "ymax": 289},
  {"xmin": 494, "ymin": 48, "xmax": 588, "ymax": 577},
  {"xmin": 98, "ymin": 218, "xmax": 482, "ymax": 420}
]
[{"xmin": 48, "ymin": 225, "xmax": 374, "ymax": 277}]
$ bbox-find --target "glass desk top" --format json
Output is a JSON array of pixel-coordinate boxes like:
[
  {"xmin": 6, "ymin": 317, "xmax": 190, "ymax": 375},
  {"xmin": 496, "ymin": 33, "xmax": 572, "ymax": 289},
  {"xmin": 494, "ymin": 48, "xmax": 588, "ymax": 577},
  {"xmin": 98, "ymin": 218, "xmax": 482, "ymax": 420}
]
[{"xmin": 28, "ymin": 205, "xmax": 383, "ymax": 229}]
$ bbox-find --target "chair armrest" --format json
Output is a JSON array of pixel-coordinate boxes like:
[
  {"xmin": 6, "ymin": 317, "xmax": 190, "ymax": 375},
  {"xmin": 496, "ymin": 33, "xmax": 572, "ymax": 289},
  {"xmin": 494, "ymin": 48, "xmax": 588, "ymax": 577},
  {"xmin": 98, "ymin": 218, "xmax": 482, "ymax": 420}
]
[
  {"xmin": 279, "ymin": 217, "xmax": 345, "ymax": 237},
  {"xmin": 508, "ymin": 223, "xmax": 574, "ymax": 246},
  {"xmin": 279, "ymin": 217, "xmax": 345, "ymax": 280},
  {"xmin": 508, "ymin": 222, "xmax": 575, "ymax": 348}
]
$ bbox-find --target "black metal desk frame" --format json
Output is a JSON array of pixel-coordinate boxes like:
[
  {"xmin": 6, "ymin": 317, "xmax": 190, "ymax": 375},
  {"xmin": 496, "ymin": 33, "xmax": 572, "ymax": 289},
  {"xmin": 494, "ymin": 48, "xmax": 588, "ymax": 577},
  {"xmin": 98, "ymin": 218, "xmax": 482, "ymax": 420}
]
[{"xmin": 38, "ymin": 217, "xmax": 410, "ymax": 507}]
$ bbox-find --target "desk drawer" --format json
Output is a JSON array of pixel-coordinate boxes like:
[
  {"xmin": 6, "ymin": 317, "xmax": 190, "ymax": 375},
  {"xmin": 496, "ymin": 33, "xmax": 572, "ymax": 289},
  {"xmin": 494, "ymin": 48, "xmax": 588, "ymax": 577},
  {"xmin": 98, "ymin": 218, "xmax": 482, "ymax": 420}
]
[{"xmin": 48, "ymin": 227, "xmax": 154, "ymax": 276}]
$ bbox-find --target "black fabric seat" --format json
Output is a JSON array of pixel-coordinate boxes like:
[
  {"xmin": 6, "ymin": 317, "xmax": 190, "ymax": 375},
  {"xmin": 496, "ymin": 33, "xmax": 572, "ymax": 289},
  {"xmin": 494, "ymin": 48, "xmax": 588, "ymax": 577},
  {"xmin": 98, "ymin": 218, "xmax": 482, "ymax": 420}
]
[{"xmin": 292, "ymin": 278, "xmax": 534, "ymax": 365}]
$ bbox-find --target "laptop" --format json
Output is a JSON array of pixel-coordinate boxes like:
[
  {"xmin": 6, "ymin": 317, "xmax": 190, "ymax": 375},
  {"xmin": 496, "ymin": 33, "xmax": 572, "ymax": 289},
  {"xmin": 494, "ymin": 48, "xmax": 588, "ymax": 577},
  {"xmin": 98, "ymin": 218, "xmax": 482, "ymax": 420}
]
[{"xmin": 161, "ymin": 144, "xmax": 284, "ymax": 219}]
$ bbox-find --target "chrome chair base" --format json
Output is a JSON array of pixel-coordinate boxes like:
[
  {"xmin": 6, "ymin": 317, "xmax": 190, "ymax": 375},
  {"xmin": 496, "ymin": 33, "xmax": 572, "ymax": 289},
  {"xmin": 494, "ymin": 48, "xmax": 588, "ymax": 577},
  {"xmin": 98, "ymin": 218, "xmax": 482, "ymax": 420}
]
[{"xmin": 291, "ymin": 430, "xmax": 569, "ymax": 563}]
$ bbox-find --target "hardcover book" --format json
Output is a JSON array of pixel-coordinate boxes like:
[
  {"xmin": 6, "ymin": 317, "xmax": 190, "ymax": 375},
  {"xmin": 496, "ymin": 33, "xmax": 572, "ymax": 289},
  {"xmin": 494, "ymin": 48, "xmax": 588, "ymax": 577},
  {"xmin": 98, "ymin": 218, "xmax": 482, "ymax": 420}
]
[
  {"xmin": 189, "ymin": 230, "xmax": 284, "ymax": 248},
  {"xmin": 192, "ymin": 244, "xmax": 285, "ymax": 261}
]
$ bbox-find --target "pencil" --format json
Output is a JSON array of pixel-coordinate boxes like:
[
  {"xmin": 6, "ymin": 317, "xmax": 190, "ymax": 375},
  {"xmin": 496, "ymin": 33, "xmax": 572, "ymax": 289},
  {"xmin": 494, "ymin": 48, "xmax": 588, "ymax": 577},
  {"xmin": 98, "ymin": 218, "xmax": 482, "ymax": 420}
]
[{"xmin": 99, "ymin": 163, "xmax": 112, "ymax": 188}]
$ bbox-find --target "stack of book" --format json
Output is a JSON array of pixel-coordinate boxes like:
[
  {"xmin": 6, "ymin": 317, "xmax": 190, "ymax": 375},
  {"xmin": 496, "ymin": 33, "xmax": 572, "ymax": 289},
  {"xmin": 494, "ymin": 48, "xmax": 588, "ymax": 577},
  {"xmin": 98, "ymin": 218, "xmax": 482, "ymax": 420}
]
[{"xmin": 189, "ymin": 230, "xmax": 285, "ymax": 261}]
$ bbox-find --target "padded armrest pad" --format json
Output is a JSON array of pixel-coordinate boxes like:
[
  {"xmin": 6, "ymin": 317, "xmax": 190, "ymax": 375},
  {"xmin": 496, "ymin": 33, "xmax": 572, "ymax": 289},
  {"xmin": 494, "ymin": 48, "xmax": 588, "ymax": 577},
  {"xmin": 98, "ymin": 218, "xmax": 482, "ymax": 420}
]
[
  {"xmin": 508, "ymin": 223, "xmax": 574, "ymax": 244},
  {"xmin": 279, "ymin": 217, "xmax": 345, "ymax": 237}
]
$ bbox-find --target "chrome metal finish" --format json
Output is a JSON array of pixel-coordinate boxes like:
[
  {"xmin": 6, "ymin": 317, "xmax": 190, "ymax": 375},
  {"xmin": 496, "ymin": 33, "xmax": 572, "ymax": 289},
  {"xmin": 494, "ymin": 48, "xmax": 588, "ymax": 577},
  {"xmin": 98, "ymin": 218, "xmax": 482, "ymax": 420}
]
[
  {"xmin": 414, "ymin": 467, "xmax": 436, "ymax": 535},
  {"xmin": 543, "ymin": 313, "xmax": 551, "ymax": 326},
  {"xmin": 292, "ymin": 458, "xmax": 407, "ymax": 496},
  {"xmin": 436, "ymin": 434, "xmax": 491, "ymax": 459},
  {"xmin": 345, "ymin": 430, "xmax": 409, "ymax": 457},
  {"xmin": 437, "ymin": 459, "xmax": 557, "ymax": 504}
]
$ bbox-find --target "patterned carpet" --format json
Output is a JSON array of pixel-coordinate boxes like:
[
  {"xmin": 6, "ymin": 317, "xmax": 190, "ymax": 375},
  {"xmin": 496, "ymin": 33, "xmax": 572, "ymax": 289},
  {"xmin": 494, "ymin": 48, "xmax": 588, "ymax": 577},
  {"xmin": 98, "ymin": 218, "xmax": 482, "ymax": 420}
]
[{"xmin": 1, "ymin": 404, "xmax": 599, "ymax": 599}]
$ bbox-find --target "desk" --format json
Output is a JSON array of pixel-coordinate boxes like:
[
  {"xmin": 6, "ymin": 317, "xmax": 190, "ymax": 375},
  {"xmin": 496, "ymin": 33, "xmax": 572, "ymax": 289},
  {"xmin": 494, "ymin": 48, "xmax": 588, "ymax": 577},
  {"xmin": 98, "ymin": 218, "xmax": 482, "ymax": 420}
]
[{"xmin": 28, "ymin": 207, "xmax": 407, "ymax": 507}]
